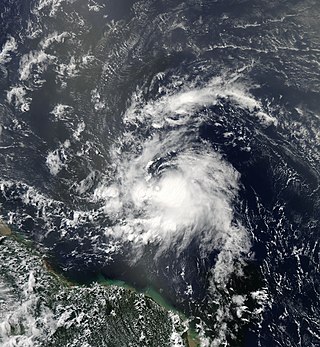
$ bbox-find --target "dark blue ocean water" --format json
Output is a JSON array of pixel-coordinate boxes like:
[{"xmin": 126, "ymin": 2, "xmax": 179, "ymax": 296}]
[{"xmin": 0, "ymin": 0, "xmax": 319, "ymax": 346}]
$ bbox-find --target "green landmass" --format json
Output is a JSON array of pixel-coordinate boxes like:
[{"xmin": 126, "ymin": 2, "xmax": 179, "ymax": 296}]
[{"xmin": 0, "ymin": 226, "xmax": 200, "ymax": 346}]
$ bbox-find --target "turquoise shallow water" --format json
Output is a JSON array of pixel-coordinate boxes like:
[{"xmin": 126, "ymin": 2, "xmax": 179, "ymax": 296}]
[
  {"xmin": 96, "ymin": 275, "xmax": 200, "ymax": 345},
  {"xmin": 97, "ymin": 275, "xmax": 181, "ymax": 313},
  {"xmin": 0, "ymin": 0, "xmax": 319, "ymax": 346},
  {"xmin": 0, "ymin": 232, "xmax": 190, "ymax": 346}
]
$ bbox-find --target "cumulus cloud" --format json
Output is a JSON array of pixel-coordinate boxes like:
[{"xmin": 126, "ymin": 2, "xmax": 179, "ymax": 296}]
[
  {"xmin": 19, "ymin": 50, "xmax": 55, "ymax": 81},
  {"xmin": 46, "ymin": 140, "xmax": 70, "ymax": 176},
  {"xmin": 93, "ymin": 75, "xmax": 257, "ymax": 284},
  {"xmin": 0, "ymin": 36, "xmax": 17, "ymax": 65},
  {"xmin": 124, "ymin": 75, "xmax": 277, "ymax": 128},
  {"xmin": 7, "ymin": 86, "xmax": 31, "ymax": 112}
]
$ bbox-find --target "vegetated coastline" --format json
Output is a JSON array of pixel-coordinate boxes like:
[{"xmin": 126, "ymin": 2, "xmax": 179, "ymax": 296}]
[{"xmin": 0, "ymin": 220, "xmax": 199, "ymax": 347}]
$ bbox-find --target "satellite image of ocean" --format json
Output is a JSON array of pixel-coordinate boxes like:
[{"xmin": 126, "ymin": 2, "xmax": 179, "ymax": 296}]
[{"xmin": 0, "ymin": 0, "xmax": 319, "ymax": 346}]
